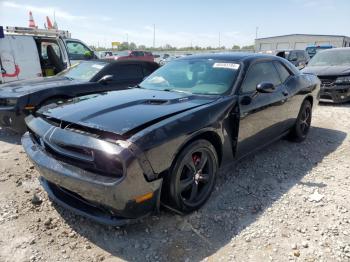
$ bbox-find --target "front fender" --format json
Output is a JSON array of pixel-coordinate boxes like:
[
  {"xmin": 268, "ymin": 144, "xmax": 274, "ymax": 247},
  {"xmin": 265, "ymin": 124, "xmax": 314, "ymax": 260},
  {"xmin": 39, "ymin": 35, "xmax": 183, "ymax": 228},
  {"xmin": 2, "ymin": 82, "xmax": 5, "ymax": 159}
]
[{"xmin": 130, "ymin": 96, "xmax": 238, "ymax": 176}]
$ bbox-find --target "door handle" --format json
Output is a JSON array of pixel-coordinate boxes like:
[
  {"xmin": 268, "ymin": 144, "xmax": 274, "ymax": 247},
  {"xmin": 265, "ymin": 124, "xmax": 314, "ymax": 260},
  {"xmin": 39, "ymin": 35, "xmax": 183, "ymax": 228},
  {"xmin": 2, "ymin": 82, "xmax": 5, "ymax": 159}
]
[{"xmin": 282, "ymin": 90, "xmax": 289, "ymax": 96}]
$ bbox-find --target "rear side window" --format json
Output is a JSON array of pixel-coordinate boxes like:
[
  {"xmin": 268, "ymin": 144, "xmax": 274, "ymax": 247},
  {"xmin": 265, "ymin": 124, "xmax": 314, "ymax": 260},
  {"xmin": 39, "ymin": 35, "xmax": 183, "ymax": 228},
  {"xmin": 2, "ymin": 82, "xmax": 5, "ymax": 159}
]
[
  {"xmin": 115, "ymin": 65, "xmax": 143, "ymax": 80},
  {"xmin": 41, "ymin": 42, "xmax": 61, "ymax": 59},
  {"xmin": 133, "ymin": 51, "xmax": 144, "ymax": 57},
  {"xmin": 240, "ymin": 62, "xmax": 281, "ymax": 93},
  {"xmin": 274, "ymin": 62, "xmax": 292, "ymax": 83}
]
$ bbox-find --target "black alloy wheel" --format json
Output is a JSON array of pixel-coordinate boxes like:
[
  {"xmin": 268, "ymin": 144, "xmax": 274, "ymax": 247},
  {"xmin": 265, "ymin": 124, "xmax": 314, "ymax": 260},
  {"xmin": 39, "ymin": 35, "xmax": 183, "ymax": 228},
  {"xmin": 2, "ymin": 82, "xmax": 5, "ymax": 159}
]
[
  {"xmin": 164, "ymin": 139, "xmax": 218, "ymax": 213},
  {"xmin": 289, "ymin": 99, "xmax": 312, "ymax": 142}
]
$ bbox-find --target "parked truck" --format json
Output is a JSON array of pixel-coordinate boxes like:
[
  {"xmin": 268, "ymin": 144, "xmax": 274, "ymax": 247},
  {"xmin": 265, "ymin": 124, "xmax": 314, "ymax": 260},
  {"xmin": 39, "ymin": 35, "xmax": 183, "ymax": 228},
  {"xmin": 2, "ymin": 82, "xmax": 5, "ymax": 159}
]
[{"xmin": 0, "ymin": 26, "xmax": 96, "ymax": 84}]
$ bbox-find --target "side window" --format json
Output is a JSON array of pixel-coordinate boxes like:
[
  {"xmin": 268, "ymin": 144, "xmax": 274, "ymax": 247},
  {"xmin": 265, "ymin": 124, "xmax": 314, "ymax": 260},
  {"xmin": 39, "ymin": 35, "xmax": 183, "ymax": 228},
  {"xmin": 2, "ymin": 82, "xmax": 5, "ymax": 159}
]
[
  {"xmin": 240, "ymin": 62, "xmax": 281, "ymax": 93},
  {"xmin": 135, "ymin": 51, "xmax": 144, "ymax": 57},
  {"xmin": 66, "ymin": 41, "xmax": 92, "ymax": 60},
  {"xmin": 115, "ymin": 65, "xmax": 143, "ymax": 80},
  {"xmin": 40, "ymin": 42, "xmax": 61, "ymax": 59},
  {"xmin": 274, "ymin": 62, "xmax": 292, "ymax": 83},
  {"xmin": 297, "ymin": 51, "xmax": 305, "ymax": 60},
  {"xmin": 289, "ymin": 51, "xmax": 297, "ymax": 61}
]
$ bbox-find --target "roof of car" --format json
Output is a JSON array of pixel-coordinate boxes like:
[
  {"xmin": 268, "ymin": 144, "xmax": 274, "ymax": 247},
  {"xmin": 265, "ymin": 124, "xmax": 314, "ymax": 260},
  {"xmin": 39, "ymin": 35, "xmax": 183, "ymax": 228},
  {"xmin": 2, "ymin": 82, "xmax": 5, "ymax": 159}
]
[
  {"xmin": 177, "ymin": 52, "xmax": 275, "ymax": 62},
  {"xmin": 86, "ymin": 59, "xmax": 159, "ymax": 66},
  {"xmin": 317, "ymin": 47, "xmax": 350, "ymax": 53}
]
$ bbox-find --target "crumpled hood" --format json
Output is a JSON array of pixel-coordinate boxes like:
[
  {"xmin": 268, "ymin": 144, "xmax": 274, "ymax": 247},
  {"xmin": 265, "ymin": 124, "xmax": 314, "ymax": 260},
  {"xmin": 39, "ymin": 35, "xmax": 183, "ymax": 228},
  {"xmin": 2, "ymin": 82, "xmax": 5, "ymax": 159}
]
[
  {"xmin": 39, "ymin": 88, "xmax": 217, "ymax": 136},
  {"xmin": 302, "ymin": 65, "xmax": 350, "ymax": 77},
  {"xmin": 0, "ymin": 77, "xmax": 85, "ymax": 98}
]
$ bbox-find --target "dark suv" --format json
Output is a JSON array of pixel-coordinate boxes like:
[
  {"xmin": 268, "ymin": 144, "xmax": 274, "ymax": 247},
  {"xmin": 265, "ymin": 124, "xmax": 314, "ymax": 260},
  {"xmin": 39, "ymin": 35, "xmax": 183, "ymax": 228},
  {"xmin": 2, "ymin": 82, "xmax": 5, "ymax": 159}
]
[
  {"xmin": 276, "ymin": 50, "xmax": 310, "ymax": 70},
  {"xmin": 302, "ymin": 48, "xmax": 350, "ymax": 103}
]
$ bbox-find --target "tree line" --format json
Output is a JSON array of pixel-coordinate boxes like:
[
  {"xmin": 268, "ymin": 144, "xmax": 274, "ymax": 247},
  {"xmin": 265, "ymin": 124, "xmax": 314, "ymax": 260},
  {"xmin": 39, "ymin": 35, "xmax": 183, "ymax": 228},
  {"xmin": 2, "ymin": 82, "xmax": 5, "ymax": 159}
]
[{"xmin": 91, "ymin": 42, "xmax": 254, "ymax": 51}]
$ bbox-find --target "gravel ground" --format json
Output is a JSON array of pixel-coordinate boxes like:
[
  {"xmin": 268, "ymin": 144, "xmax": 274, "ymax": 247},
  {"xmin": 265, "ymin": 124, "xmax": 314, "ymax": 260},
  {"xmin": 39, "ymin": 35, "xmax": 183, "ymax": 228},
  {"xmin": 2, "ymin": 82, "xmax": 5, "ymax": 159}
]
[{"xmin": 0, "ymin": 103, "xmax": 349, "ymax": 262}]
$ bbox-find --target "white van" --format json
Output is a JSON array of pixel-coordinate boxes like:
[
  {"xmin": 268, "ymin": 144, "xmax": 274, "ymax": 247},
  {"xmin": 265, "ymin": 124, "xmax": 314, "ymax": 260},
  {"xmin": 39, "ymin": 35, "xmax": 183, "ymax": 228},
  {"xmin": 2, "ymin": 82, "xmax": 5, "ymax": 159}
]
[{"xmin": 0, "ymin": 26, "xmax": 96, "ymax": 84}]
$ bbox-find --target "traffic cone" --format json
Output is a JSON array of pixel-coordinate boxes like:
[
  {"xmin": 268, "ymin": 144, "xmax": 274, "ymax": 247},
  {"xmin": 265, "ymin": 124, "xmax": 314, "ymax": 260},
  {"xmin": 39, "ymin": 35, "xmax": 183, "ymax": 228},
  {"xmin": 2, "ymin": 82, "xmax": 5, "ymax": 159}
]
[
  {"xmin": 46, "ymin": 16, "xmax": 53, "ymax": 29},
  {"xmin": 28, "ymin": 11, "xmax": 37, "ymax": 28}
]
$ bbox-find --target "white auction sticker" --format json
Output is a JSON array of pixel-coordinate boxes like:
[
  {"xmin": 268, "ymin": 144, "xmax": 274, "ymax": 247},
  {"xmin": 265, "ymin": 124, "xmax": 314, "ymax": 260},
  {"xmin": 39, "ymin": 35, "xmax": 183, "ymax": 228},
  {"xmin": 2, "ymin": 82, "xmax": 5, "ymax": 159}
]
[
  {"xmin": 213, "ymin": 63, "xmax": 240, "ymax": 70},
  {"xmin": 92, "ymin": 64, "xmax": 104, "ymax": 69}
]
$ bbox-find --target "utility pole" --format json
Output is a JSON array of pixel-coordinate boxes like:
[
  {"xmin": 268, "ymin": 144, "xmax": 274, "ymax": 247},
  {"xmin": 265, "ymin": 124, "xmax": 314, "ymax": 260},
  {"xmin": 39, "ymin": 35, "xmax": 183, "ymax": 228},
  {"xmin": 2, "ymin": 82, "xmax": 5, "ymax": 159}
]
[
  {"xmin": 153, "ymin": 24, "xmax": 156, "ymax": 49},
  {"xmin": 255, "ymin": 26, "xmax": 259, "ymax": 39},
  {"xmin": 219, "ymin": 32, "xmax": 221, "ymax": 49},
  {"xmin": 126, "ymin": 33, "xmax": 129, "ymax": 43}
]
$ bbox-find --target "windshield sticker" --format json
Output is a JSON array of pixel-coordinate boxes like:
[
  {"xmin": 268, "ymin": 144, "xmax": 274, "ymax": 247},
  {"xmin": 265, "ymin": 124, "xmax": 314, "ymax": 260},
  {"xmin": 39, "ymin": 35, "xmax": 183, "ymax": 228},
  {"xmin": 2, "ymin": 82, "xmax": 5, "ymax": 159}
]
[
  {"xmin": 213, "ymin": 63, "xmax": 240, "ymax": 70},
  {"xmin": 92, "ymin": 64, "xmax": 104, "ymax": 69}
]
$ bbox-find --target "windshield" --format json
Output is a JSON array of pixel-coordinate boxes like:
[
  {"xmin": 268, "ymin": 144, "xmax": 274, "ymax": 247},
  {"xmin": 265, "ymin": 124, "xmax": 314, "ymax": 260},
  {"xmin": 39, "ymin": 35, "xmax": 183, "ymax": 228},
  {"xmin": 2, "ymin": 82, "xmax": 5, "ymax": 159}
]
[
  {"xmin": 139, "ymin": 59, "xmax": 240, "ymax": 95},
  {"xmin": 306, "ymin": 46, "xmax": 331, "ymax": 56},
  {"xmin": 57, "ymin": 61, "xmax": 107, "ymax": 81},
  {"xmin": 306, "ymin": 47, "xmax": 317, "ymax": 55},
  {"xmin": 308, "ymin": 50, "xmax": 350, "ymax": 66}
]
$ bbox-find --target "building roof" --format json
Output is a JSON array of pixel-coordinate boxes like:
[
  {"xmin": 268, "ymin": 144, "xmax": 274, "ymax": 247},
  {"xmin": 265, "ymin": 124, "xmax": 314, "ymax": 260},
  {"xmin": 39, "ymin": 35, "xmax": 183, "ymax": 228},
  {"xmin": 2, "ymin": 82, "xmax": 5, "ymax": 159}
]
[
  {"xmin": 178, "ymin": 52, "xmax": 272, "ymax": 61},
  {"xmin": 256, "ymin": 34, "xmax": 349, "ymax": 40}
]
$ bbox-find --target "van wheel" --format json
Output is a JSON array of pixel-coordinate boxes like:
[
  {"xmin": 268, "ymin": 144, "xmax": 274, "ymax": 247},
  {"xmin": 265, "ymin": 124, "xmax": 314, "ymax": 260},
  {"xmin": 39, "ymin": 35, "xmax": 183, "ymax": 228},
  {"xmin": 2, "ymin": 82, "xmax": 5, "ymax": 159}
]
[
  {"xmin": 289, "ymin": 100, "xmax": 312, "ymax": 142},
  {"xmin": 163, "ymin": 139, "xmax": 218, "ymax": 213}
]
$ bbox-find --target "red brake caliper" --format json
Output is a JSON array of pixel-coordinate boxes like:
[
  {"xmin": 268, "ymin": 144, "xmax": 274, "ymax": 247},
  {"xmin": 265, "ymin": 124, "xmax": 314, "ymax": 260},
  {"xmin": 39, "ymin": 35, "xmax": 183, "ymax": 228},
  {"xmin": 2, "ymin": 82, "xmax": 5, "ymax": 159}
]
[{"xmin": 192, "ymin": 154, "xmax": 200, "ymax": 167}]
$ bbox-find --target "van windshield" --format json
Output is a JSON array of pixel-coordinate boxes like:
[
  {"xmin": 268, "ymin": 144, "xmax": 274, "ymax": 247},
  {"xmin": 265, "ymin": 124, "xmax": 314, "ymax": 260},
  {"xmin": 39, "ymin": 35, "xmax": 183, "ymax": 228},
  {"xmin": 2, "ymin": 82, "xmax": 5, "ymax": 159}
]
[{"xmin": 57, "ymin": 61, "xmax": 107, "ymax": 81}]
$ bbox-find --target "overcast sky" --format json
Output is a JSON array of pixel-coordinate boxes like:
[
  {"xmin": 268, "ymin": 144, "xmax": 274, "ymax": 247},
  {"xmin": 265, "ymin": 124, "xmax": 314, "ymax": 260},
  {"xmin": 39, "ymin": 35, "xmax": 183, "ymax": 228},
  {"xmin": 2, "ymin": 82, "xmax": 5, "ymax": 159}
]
[{"xmin": 1, "ymin": 0, "xmax": 349, "ymax": 48}]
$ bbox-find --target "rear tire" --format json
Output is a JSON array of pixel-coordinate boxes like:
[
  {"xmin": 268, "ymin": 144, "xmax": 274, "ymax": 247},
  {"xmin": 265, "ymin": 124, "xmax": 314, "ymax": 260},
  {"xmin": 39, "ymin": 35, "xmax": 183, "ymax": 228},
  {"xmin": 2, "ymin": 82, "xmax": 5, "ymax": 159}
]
[
  {"xmin": 163, "ymin": 139, "xmax": 218, "ymax": 214},
  {"xmin": 289, "ymin": 99, "xmax": 312, "ymax": 142}
]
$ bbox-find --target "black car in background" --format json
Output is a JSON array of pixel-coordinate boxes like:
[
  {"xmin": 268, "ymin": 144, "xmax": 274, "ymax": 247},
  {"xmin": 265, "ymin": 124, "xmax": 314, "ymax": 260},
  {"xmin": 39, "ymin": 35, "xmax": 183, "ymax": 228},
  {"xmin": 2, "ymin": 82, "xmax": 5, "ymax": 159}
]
[
  {"xmin": 303, "ymin": 48, "xmax": 350, "ymax": 103},
  {"xmin": 0, "ymin": 60, "xmax": 159, "ymax": 132},
  {"xmin": 276, "ymin": 50, "xmax": 310, "ymax": 69},
  {"xmin": 22, "ymin": 53, "xmax": 320, "ymax": 225}
]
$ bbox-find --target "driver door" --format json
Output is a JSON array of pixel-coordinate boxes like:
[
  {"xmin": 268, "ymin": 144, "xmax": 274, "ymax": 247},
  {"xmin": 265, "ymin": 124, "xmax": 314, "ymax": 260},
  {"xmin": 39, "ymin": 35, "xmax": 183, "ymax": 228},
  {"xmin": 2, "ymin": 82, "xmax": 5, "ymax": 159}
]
[{"xmin": 236, "ymin": 61, "xmax": 289, "ymax": 158}]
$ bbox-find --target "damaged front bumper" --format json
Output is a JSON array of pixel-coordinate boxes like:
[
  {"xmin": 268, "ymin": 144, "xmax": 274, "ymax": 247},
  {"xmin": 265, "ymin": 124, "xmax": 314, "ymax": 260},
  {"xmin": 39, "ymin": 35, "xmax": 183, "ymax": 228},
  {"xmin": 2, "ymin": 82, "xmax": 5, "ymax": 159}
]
[
  {"xmin": 22, "ymin": 115, "xmax": 162, "ymax": 226},
  {"xmin": 320, "ymin": 85, "xmax": 350, "ymax": 103},
  {"xmin": 0, "ymin": 106, "xmax": 26, "ymax": 133}
]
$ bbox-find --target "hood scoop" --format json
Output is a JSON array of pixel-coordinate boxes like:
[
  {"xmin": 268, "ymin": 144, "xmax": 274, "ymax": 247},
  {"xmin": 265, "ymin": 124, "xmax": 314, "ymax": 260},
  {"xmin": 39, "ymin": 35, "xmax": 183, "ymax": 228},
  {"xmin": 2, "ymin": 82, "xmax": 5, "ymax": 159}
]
[{"xmin": 143, "ymin": 99, "xmax": 168, "ymax": 105}]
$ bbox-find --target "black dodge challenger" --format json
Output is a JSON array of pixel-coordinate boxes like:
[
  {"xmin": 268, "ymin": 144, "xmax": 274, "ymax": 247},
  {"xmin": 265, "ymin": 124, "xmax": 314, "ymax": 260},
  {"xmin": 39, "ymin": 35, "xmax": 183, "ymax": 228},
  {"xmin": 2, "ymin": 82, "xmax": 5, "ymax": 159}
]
[
  {"xmin": 0, "ymin": 60, "xmax": 159, "ymax": 133},
  {"xmin": 22, "ymin": 53, "xmax": 320, "ymax": 225}
]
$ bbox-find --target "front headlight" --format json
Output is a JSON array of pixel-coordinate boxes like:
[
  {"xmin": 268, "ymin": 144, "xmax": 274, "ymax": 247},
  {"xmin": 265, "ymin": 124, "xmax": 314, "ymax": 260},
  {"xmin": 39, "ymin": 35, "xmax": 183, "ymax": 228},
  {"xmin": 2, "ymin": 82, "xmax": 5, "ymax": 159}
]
[{"xmin": 335, "ymin": 76, "xmax": 350, "ymax": 85}]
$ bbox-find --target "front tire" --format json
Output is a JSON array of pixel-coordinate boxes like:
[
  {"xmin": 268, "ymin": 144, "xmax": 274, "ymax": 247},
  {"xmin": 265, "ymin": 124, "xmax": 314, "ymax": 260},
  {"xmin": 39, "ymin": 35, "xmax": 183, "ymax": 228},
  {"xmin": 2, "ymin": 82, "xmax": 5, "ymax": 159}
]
[
  {"xmin": 289, "ymin": 99, "xmax": 312, "ymax": 142},
  {"xmin": 163, "ymin": 139, "xmax": 218, "ymax": 214}
]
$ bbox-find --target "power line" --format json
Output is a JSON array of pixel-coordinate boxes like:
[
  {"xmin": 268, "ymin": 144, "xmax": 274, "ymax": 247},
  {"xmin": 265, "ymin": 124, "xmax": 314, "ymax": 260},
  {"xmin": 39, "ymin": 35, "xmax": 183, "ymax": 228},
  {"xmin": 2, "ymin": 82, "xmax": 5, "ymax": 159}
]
[{"xmin": 153, "ymin": 24, "xmax": 156, "ymax": 48}]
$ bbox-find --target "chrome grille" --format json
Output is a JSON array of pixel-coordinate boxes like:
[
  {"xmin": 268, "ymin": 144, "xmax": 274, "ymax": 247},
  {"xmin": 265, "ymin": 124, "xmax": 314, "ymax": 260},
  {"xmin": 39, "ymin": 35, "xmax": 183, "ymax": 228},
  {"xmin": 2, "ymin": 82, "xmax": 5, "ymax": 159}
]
[{"xmin": 320, "ymin": 79, "xmax": 335, "ymax": 88}]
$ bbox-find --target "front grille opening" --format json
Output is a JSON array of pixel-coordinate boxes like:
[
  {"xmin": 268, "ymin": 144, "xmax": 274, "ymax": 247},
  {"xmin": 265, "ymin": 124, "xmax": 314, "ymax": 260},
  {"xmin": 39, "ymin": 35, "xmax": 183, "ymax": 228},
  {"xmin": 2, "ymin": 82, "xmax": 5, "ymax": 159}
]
[
  {"xmin": 41, "ymin": 117, "xmax": 61, "ymax": 127},
  {"xmin": 320, "ymin": 94, "xmax": 333, "ymax": 100},
  {"xmin": 44, "ymin": 143, "xmax": 123, "ymax": 178},
  {"xmin": 28, "ymin": 127, "xmax": 41, "ymax": 145},
  {"xmin": 57, "ymin": 144, "xmax": 93, "ymax": 159}
]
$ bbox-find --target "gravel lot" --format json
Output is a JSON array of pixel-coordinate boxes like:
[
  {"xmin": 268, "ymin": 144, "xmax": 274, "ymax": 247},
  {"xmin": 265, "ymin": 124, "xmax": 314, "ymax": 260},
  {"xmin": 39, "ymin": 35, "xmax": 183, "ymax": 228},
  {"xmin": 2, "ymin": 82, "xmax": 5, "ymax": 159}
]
[{"xmin": 0, "ymin": 103, "xmax": 349, "ymax": 262}]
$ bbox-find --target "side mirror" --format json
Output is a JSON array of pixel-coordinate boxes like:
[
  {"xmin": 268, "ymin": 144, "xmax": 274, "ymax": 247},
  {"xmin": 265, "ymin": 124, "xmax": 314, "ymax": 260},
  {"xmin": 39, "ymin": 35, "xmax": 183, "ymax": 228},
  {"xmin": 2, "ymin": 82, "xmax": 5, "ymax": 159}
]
[
  {"xmin": 98, "ymin": 75, "xmax": 114, "ymax": 84},
  {"xmin": 256, "ymin": 82, "xmax": 275, "ymax": 93}
]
